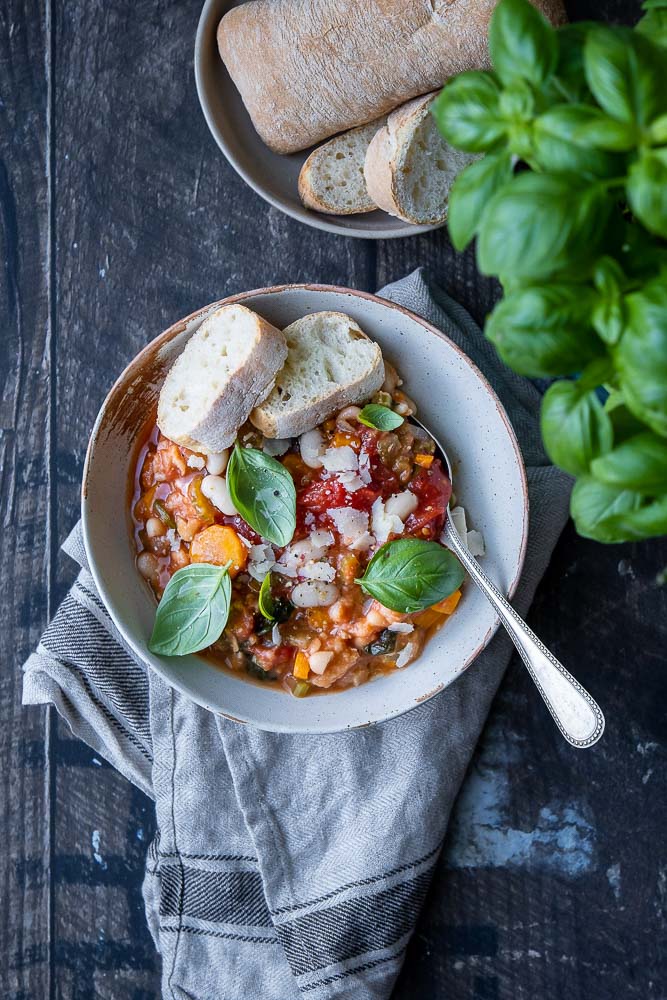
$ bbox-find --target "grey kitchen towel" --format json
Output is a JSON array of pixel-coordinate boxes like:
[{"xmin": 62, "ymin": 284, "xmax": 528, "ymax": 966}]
[{"xmin": 23, "ymin": 268, "xmax": 572, "ymax": 1000}]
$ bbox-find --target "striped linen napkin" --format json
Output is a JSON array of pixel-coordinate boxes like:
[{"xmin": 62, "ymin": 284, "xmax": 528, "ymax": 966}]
[{"xmin": 23, "ymin": 269, "xmax": 571, "ymax": 1000}]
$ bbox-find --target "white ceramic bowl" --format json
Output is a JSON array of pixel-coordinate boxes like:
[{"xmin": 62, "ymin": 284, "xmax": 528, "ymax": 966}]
[
  {"xmin": 82, "ymin": 285, "xmax": 528, "ymax": 733},
  {"xmin": 194, "ymin": 0, "xmax": 443, "ymax": 240}
]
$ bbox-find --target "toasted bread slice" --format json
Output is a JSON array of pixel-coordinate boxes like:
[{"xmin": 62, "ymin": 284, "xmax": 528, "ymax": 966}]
[
  {"xmin": 298, "ymin": 119, "xmax": 385, "ymax": 216},
  {"xmin": 364, "ymin": 92, "xmax": 475, "ymax": 226},
  {"xmin": 157, "ymin": 304, "xmax": 288, "ymax": 452},
  {"xmin": 250, "ymin": 312, "xmax": 384, "ymax": 439}
]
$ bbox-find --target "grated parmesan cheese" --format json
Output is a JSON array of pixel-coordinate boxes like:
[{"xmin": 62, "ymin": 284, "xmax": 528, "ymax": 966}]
[{"xmin": 321, "ymin": 445, "xmax": 358, "ymax": 473}]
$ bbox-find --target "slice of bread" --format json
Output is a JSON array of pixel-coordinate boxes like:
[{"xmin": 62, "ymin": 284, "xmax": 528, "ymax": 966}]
[
  {"xmin": 364, "ymin": 92, "xmax": 475, "ymax": 226},
  {"xmin": 250, "ymin": 312, "xmax": 384, "ymax": 439},
  {"xmin": 298, "ymin": 119, "xmax": 385, "ymax": 216},
  {"xmin": 157, "ymin": 304, "xmax": 288, "ymax": 452}
]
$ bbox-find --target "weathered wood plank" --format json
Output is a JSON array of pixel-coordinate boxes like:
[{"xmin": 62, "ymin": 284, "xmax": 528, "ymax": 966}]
[{"xmin": 0, "ymin": 2, "xmax": 52, "ymax": 996}]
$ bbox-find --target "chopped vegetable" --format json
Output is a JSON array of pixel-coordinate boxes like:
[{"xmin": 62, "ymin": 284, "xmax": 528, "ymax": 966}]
[
  {"xmin": 153, "ymin": 498, "xmax": 176, "ymax": 528},
  {"xmin": 191, "ymin": 525, "xmax": 248, "ymax": 577},
  {"xmin": 292, "ymin": 681, "xmax": 311, "ymax": 698},
  {"xmin": 293, "ymin": 651, "xmax": 310, "ymax": 679},
  {"xmin": 364, "ymin": 629, "xmax": 397, "ymax": 656},
  {"xmin": 432, "ymin": 589, "xmax": 462, "ymax": 615},
  {"xmin": 414, "ymin": 453, "xmax": 434, "ymax": 469},
  {"xmin": 188, "ymin": 476, "xmax": 216, "ymax": 522}
]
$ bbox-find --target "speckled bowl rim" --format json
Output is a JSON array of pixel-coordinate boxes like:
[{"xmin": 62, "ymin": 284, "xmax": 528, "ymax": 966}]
[
  {"xmin": 193, "ymin": 0, "xmax": 444, "ymax": 240},
  {"xmin": 82, "ymin": 284, "xmax": 529, "ymax": 732}
]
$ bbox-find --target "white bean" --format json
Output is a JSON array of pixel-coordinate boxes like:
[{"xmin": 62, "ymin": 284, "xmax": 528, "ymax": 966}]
[
  {"xmin": 205, "ymin": 450, "xmax": 229, "ymax": 476},
  {"xmin": 290, "ymin": 581, "xmax": 339, "ymax": 608},
  {"xmin": 299, "ymin": 428, "xmax": 325, "ymax": 468},
  {"xmin": 308, "ymin": 651, "xmax": 334, "ymax": 675},
  {"xmin": 335, "ymin": 405, "xmax": 361, "ymax": 433},
  {"xmin": 145, "ymin": 516, "xmax": 167, "ymax": 538},
  {"xmin": 201, "ymin": 475, "xmax": 238, "ymax": 515},
  {"xmin": 137, "ymin": 551, "xmax": 160, "ymax": 584}
]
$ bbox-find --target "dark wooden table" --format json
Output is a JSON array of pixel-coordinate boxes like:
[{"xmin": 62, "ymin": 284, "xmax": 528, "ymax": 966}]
[{"xmin": 2, "ymin": 1, "xmax": 665, "ymax": 997}]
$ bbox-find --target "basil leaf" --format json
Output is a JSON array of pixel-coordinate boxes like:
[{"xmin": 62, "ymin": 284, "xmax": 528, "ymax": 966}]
[
  {"xmin": 541, "ymin": 381, "xmax": 614, "ymax": 476},
  {"xmin": 357, "ymin": 404, "xmax": 404, "ymax": 431},
  {"xmin": 477, "ymin": 173, "xmax": 610, "ymax": 282},
  {"xmin": 447, "ymin": 150, "xmax": 513, "ymax": 251},
  {"xmin": 591, "ymin": 431, "xmax": 667, "ymax": 492},
  {"xmin": 616, "ymin": 279, "xmax": 667, "ymax": 437},
  {"xmin": 149, "ymin": 562, "xmax": 231, "ymax": 656},
  {"xmin": 627, "ymin": 148, "xmax": 667, "ymax": 241},
  {"xmin": 227, "ymin": 444, "xmax": 296, "ymax": 546},
  {"xmin": 534, "ymin": 105, "xmax": 636, "ymax": 159},
  {"xmin": 595, "ymin": 495, "xmax": 667, "ymax": 541},
  {"xmin": 258, "ymin": 572, "xmax": 276, "ymax": 621},
  {"xmin": 432, "ymin": 72, "xmax": 505, "ymax": 153},
  {"xmin": 546, "ymin": 22, "xmax": 594, "ymax": 104},
  {"xmin": 636, "ymin": 1, "xmax": 667, "ymax": 50},
  {"xmin": 585, "ymin": 27, "xmax": 666, "ymax": 128},
  {"xmin": 486, "ymin": 284, "xmax": 603, "ymax": 377},
  {"xmin": 356, "ymin": 539, "xmax": 465, "ymax": 614},
  {"xmin": 570, "ymin": 476, "xmax": 644, "ymax": 543},
  {"xmin": 591, "ymin": 257, "xmax": 626, "ymax": 345},
  {"xmin": 489, "ymin": 0, "xmax": 557, "ymax": 87}
]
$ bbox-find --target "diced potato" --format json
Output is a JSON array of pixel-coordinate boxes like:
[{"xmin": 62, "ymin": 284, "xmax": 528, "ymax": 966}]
[{"xmin": 190, "ymin": 525, "xmax": 248, "ymax": 578}]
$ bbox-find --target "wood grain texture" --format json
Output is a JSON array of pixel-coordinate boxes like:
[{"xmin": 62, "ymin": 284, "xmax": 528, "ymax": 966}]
[{"xmin": 2, "ymin": 0, "xmax": 665, "ymax": 998}]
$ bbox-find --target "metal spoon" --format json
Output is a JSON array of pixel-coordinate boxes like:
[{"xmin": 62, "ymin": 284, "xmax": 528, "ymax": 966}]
[{"xmin": 412, "ymin": 418, "xmax": 605, "ymax": 748}]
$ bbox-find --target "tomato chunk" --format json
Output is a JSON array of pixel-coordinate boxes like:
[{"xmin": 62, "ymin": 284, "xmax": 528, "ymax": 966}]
[{"xmin": 404, "ymin": 460, "xmax": 451, "ymax": 540}]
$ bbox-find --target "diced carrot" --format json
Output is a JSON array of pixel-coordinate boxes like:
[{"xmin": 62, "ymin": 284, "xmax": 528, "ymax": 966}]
[
  {"xmin": 414, "ymin": 453, "xmax": 434, "ymax": 469},
  {"xmin": 332, "ymin": 431, "xmax": 360, "ymax": 451},
  {"xmin": 413, "ymin": 609, "xmax": 442, "ymax": 629},
  {"xmin": 293, "ymin": 651, "xmax": 310, "ymax": 680},
  {"xmin": 188, "ymin": 476, "xmax": 215, "ymax": 523},
  {"xmin": 190, "ymin": 525, "xmax": 248, "ymax": 577},
  {"xmin": 282, "ymin": 453, "xmax": 310, "ymax": 482},
  {"xmin": 432, "ymin": 589, "xmax": 462, "ymax": 615}
]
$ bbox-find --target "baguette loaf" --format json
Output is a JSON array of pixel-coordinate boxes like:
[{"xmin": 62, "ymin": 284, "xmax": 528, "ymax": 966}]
[
  {"xmin": 157, "ymin": 304, "xmax": 287, "ymax": 453},
  {"xmin": 250, "ymin": 312, "xmax": 384, "ymax": 438},
  {"xmin": 364, "ymin": 92, "xmax": 475, "ymax": 225},
  {"xmin": 298, "ymin": 118, "xmax": 385, "ymax": 215},
  {"xmin": 218, "ymin": 0, "xmax": 566, "ymax": 155}
]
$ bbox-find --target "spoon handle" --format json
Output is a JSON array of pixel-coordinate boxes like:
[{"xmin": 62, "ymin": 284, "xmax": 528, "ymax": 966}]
[{"xmin": 444, "ymin": 521, "xmax": 605, "ymax": 748}]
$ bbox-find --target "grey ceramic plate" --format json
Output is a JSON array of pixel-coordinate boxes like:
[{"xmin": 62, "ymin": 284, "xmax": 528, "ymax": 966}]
[
  {"xmin": 194, "ymin": 0, "xmax": 444, "ymax": 239},
  {"xmin": 82, "ymin": 285, "xmax": 528, "ymax": 733}
]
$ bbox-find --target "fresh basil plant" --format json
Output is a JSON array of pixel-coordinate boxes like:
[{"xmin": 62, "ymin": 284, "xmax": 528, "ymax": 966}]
[
  {"xmin": 432, "ymin": 0, "xmax": 667, "ymax": 544},
  {"xmin": 356, "ymin": 538, "xmax": 465, "ymax": 613},
  {"xmin": 227, "ymin": 443, "xmax": 297, "ymax": 546},
  {"xmin": 149, "ymin": 562, "xmax": 232, "ymax": 656}
]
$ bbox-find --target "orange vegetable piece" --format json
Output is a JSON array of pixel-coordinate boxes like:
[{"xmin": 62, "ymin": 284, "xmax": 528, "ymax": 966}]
[
  {"xmin": 413, "ymin": 609, "xmax": 441, "ymax": 629},
  {"xmin": 414, "ymin": 453, "xmax": 434, "ymax": 469},
  {"xmin": 282, "ymin": 453, "xmax": 310, "ymax": 482},
  {"xmin": 293, "ymin": 651, "xmax": 310, "ymax": 680},
  {"xmin": 332, "ymin": 431, "xmax": 360, "ymax": 451},
  {"xmin": 190, "ymin": 525, "xmax": 248, "ymax": 578},
  {"xmin": 432, "ymin": 589, "xmax": 462, "ymax": 615}
]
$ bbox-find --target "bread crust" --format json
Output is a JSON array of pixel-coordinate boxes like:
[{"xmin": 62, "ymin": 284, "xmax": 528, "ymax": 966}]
[
  {"xmin": 298, "ymin": 123, "xmax": 380, "ymax": 215},
  {"xmin": 364, "ymin": 92, "xmax": 446, "ymax": 225},
  {"xmin": 157, "ymin": 305, "xmax": 288, "ymax": 453},
  {"xmin": 250, "ymin": 312, "xmax": 384, "ymax": 438},
  {"xmin": 217, "ymin": 0, "xmax": 567, "ymax": 155}
]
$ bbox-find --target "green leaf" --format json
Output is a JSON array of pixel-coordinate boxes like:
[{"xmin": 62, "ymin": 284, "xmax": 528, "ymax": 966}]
[
  {"xmin": 592, "ymin": 257, "xmax": 627, "ymax": 345},
  {"xmin": 570, "ymin": 476, "xmax": 643, "ymax": 543},
  {"xmin": 446, "ymin": 150, "xmax": 513, "ymax": 251},
  {"xmin": 616, "ymin": 278, "xmax": 667, "ymax": 438},
  {"xmin": 258, "ymin": 572, "xmax": 276, "ymax": 621},
  {"xmin": 489, "ymin": 0, "xmax": 557, "ymax": 87},
  {"xmin": 357, "ymin": 403, "xmax": 404, "ymax": 431},
  {"xmin": 535, "ymin": 104, "xmax": 637, "ymax": 152},
  {"xmin": 227, "ymin": 444, "xmax": 296, "ymax": 546},
  {"xmin": 595, "ymin": 495, "xmax": 667, "ymax": 541},
  {"xmin": 432, "ymin": 72, "xmax": 505, "ymax": 153},
  {"xmin": 541, "ymin": 381, "xmax": 614, "ymax": 476},
  {"xmin": 547, "ymin": 22, "xmax": 594, "ymax": 103},
  {"xmin": 584, "ymin": 27, "xmax": 666, "ymax": 127},
  {"xmin": 477, "ymin": 173, "xmax": 610, "ymax": 282},
  {"xmin": 607, "ymin": 397, "xmax": 647, "ymax": 444},
  {"xmin": 531, "ymin": 109, "xmax": 624, "ymax": 178},
  {"xmin": 649, "ymin": 113, "xmax": 667, "ymax": 143},
  {"xmin": 637, "ymin": 2, "xmax": 667, "ymax": 50},
  {"xmin": 149, "ymin": 562, "xmax": 232, "ymax": 656},
  {"xmin": 485, "ymin": 284, "xmax": 604, "ymax": 377},
  {"xmin": 627, "ymin": 148, "xmax": 667, "ymax": 240},
  {"xmin": 356, "ymin": 539, "xmax": 465, "ymax": 614},
  {"xmin": 591, "ymin": 431, "xmax": 667, "ymax": 492}
]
